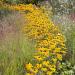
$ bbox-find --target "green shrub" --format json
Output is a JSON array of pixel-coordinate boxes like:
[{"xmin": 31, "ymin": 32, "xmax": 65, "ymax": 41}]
[
  {"xmin": 2, "ymin": 0, "xmax": 45, "ymax": 4},
  {"xmin": 55, "ymin": 61, "xmax": 75, "ymax": 75},
  {"xmin": 52, "ymin": 14, "xmax": 75, "ymax": 65}
]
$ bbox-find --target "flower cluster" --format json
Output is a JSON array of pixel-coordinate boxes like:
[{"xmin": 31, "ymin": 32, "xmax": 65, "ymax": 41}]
[
  {"xmin": 8, "ymin": 4, "xmax": 36, "ymax": 12},
  {"xmin": 8, "ymin": 4, "xmax": 67, "ymax": 75}
]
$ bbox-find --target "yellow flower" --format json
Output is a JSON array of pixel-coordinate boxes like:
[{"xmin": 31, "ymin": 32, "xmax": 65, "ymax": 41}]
[
  {"xmin": 50, "ymin": 68, "xmax": 56, "ymax": 72},
  {"xmin": 40, "ymin": 40, "xmax": 49, "ymax": 46},
  {"xmin": 44, "ymin": 51, "xmax": 49, "ymax": 57},
  {"xmin": 25, "ymin": 63, "xmax": 33, "ymax": 71},
  {"xmin": 35, "ymin": 64, "xmax": 42, "ymax": 69},
  {"xmin": 34, "ymin": 56, "xmax": 43, "ymax": 61},
  {"xmin": 41, "ymin": 67, "xmax": 47, "ymax": 72},
  {"xmin": 31, "ymin": 69, "xmax": 38, "ymax": 74},
  {"xmin": 37, "ymin": 47, "xmax": 49, "ymax": 52},
  {"xmin": 61, "ymin": 51, "xmax": 66, "ymax": 54},
  {"xmin": 47, "ymin": 64, "xmax": 56, "ymax": 71},
  {"xmin": 52, "ymin": 58, "xmax": 57, "ymax": 63},
  {"xmin": 56, "ymin": 54, "xmax": 62, "ymax": 60},
  {"xmin": 42, "ymin": 61, "xmax": 49, "ymax": 67},
  {"xmin": 26, "ymin": 73, "xmax": 34, "ymax": 75},
  {"xmin": 54, "ymin": 48, "xmax": 61, "ymax": 53},
  {"xmin": 47, "ymin": 71, "xmax": 53, "ymax": 75},
  {"xmin": 50, "ymin": 45, "xmax": 56, "ymax": 49}
]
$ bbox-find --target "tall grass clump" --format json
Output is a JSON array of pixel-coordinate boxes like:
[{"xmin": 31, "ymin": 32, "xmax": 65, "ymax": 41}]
[{"xmin": 0, "ymin": 12, "xmax": 35, "ymax": 75}]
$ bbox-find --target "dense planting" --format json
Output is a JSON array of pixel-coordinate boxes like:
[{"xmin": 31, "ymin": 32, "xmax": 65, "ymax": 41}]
[
  {"xmin": 0, "ymin": 0, "xmax": 75, "ymax": 75},
  {"xmin": 8, "ymin": 4, "xmax": 66, "ymax": 75}
]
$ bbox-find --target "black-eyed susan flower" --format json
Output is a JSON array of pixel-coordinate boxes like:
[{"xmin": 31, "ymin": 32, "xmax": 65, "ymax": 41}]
[
  {"xmin": 35, "ymin": 63, "xmax": 42, "ymax": 69},
  {"xmin": 25, "ymin": 63, "xmax": 33, "ymax": 71},
  {"xmin": 41, "ymin": 67, "xmax": 48, "ymax": 72},
  {"xmin": 42, "ymin": 61, "xmax": 50, "ymax": 67},
  {"xmin": 47, "ymin": 71, "xmax": 53, "ymax": 75},
  {"xmin": 56, "ymin": 54, "xmax": 62, "ymax": 60},
  {"xmin": 34, "ymin": 56, "xmax": 43, "ymax": 61},
  {"xmin": 26, "ymin": 73, "xmax": 34, "ymax": 75}
]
